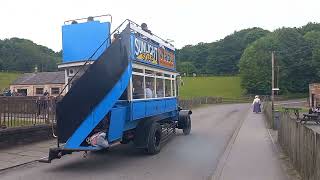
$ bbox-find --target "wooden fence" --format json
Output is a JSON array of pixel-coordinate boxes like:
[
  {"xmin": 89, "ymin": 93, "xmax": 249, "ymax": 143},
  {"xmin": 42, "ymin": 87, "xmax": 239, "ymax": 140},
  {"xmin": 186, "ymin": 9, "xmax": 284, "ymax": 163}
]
[
  {"xmin": 279, "ymin": 112, "xmax": 320, "ymax": 180},
  {"xmin": 178, "ymin": 96, "xmax": 261, "ymax": 109},
  {"xmin": 0, "ymin": 96, "xmax": 56, "ymax": 129},
  {"xmin": 263, "ymin": 102, "xmax": 273, "ymax": 129}
]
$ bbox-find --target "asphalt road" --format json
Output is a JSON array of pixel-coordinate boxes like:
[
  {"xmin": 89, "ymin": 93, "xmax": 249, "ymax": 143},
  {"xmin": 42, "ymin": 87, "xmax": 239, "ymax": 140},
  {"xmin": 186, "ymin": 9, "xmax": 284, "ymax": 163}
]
[{"xmin": 1, "ymin": 104, "xmax": 250, "ymax": 180}]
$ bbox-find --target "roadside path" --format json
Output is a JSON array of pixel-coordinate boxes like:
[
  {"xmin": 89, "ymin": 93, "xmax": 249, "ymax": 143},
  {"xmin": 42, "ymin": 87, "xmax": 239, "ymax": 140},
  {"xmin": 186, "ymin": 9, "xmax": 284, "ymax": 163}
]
[
  {"xmin": 215, "ymin": 111, "xmax": 289, "ymax": 180},
  {"xmin": 0, "ymin": 140, "xmax": 55, "ymax": 170}
]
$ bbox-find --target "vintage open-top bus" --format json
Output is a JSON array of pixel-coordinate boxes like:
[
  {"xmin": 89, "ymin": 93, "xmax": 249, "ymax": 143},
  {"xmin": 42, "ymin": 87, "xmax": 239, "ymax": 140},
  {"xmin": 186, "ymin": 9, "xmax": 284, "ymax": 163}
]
[{"xmin": 44, "ymin": 15, "xmax": 192, "ymax": 162}]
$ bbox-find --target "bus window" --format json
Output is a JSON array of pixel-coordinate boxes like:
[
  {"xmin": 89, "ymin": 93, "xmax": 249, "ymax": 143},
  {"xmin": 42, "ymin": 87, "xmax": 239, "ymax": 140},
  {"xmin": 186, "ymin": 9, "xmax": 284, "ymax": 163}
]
[
  {"xmin": 156, "ymin": 78, "xmax": 164, "ymax": 98},
  {"xmin": 133, "ymin": 68, "xmax": 143, "ymax": 73},
  {"xmin": 132, "ymin": 75, "xmax": 144, "ymax": 99},
  {"xmin": 145, "ymin": 69, "xmax": 155, "ymax": 75},
  {"xmin": 156, "ymin": 72, "xmax": 163, "ymax": 77},
  {"xmin": 145, "ymin": 76, "xmax": 155, "ymax": 98},
  {"xmin": 172, "ymin": 80, "xmax": 176, "ymax": 97},
  {"xmin": 165, "ymin": 79, "xmax": 172, "ymax": 97}
]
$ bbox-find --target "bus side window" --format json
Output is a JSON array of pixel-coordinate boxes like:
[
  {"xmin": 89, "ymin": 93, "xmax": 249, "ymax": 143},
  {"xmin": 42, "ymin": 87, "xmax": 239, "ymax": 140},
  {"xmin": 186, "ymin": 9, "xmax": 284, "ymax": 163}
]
[
  {"xmin": 145, "ymin": 76, "xmax": 155, "ymax": 98},
  {"xmin": 132, "ymin": 75, "xmax": 144, "ymax": 99},
  {"xmin": 172, "ymin": 80, "xmax": 176, "ymax": 97},
  {"xmin": 165, "ymin": 79, "xmax": 171, "ymax": 97},
  {"xmin": 156, "ymin": 78, "xmax": 164, "ymax": 98}
]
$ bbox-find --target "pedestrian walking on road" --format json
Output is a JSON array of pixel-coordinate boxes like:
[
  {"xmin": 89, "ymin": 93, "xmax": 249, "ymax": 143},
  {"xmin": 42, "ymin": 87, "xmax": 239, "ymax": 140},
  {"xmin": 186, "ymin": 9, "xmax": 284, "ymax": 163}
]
[{"xmin": 252, "ymin": 95, "xmax": 261, "ymax": 113}]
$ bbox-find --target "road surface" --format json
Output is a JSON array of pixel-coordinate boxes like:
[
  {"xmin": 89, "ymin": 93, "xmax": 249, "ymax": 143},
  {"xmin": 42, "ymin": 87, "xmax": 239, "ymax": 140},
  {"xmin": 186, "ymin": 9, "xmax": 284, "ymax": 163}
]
[{"xmin": 0, "ymin": 104, "xmax": 249, "ymax": 180}]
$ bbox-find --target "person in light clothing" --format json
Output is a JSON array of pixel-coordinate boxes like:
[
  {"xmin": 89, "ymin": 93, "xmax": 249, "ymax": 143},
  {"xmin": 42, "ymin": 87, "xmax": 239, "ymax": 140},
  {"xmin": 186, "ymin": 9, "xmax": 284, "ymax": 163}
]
[{"xmin": 252, "ymin": 95, "xmax": 261, "ymax": 113}]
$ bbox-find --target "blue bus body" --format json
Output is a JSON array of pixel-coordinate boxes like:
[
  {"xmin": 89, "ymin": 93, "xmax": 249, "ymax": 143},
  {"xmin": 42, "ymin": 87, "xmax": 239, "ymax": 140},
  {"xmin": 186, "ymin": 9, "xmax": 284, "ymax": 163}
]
[{"xmin": 44, "ymin": 17, "xmax": 190, "ymax": 162}]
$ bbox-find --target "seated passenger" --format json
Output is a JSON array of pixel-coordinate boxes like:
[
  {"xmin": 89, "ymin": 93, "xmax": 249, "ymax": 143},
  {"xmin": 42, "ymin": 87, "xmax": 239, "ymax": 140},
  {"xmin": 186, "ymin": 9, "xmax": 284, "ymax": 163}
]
[{"xmin": 146, "ymin": 85, "xmax": 153, "ymax": 98}]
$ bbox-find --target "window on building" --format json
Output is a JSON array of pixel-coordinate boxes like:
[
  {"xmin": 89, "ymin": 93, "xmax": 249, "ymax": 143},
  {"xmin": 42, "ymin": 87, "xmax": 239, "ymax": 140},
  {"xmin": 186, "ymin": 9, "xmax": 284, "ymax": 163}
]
[
  {"xmin": 132, "ymin": 75, "xmax": 144, "ymax": 99},
  {"xmin": 156, "ymin": 78, "xmax": 164, "ymax": 98},
  {"xmin": 35, "ymin": 88, "xmax": 44, "ymax": 95},
  {"xmin": 51, "ymin": 88, "xmax": 60, "ymax": 95},
  {"xmin": 145, "ymin": 76, "xmax": 155, "ymax": 98},
  {"xmin": 17, "ymin": 89, "xmax": 27, "ymax": 96},
  {"xmin": 165, "ymin": 79, "xmax": 172, "ymax": 97}
]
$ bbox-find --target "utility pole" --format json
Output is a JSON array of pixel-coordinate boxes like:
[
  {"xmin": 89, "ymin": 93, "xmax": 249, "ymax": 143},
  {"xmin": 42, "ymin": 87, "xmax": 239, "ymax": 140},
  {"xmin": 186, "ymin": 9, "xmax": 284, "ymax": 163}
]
[{"xmin": 271, "ymin": 51, "xmax": 275, "ymax": 111}]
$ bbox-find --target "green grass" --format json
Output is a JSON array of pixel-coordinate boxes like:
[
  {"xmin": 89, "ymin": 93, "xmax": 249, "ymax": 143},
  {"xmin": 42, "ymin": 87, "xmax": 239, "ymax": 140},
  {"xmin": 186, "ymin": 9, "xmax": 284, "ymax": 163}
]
[
  {"xmin": 279, "ymin": 93, "xmax": 308, "ymax": 100},
  {"xmin": 179, "ymin": 76, "xmax": 243, "ymax": 99},
  {"xmin": 0, "ymin": 72, "xmax": 21, "ymax": 91},
  {"xmin": 274, "ymin": 106, "xmax": 309, "ymax": 113}
]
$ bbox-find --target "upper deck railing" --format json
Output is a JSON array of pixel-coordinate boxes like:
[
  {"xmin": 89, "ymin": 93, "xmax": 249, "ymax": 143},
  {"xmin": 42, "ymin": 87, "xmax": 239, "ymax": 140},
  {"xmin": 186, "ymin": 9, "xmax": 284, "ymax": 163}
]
[{"xmin": 58, "ymin": 18, "xmax": 175, "ymax": 98}]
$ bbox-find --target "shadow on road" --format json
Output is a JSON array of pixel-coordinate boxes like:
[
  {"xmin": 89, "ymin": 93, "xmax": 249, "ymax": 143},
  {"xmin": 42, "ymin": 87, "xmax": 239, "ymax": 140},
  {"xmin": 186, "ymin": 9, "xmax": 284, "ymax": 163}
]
[{"xmin": 45, "ymin": 132, "xmax": 187, "ymax": 174}]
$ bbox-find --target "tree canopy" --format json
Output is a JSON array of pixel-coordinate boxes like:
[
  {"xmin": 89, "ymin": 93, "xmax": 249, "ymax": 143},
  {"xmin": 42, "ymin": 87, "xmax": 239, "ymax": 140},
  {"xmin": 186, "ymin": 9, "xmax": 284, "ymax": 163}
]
[
  {"xmin": 177, "ymin": 22, "xmax": 320, "ymax": 95},
  {"xmin": 239, "ymin": 27, "xmax": 319, "ymax": 94},
  {"xmin": 0, "ymin": 38, "xmax": 61, "ymax": 72},
  {"xmin": 176, "ymin": 28, "xmax": 270, "ymax": 75}
]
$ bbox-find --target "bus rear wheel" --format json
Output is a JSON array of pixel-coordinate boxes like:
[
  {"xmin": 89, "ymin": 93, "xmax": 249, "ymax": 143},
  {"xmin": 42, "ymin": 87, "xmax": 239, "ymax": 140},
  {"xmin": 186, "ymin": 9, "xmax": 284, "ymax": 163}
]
[
  {"xmin": 182, "ymin": 116, "xmax": 191, "ymax": 135},
  {"xmin": 145, "ymin": 122, "xmax": 162, "ymax": 155}
]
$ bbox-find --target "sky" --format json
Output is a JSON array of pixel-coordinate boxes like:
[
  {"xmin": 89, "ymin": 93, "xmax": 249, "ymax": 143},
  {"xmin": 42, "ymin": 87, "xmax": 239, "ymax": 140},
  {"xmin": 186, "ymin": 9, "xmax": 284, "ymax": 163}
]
[{"xmin": 1, "ymin": 0, "xmax": 320, "ymax": 52}]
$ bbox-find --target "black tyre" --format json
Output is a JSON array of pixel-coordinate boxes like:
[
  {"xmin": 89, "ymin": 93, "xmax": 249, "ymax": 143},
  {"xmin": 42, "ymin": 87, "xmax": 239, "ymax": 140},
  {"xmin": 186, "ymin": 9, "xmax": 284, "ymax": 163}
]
[
  {"xmin": 183, "ymin": 115, "xmax": 191, "ymax": 135},
  {"xmin": 145, "ymin": 122, "xmax": 162, "ymax": 155}
]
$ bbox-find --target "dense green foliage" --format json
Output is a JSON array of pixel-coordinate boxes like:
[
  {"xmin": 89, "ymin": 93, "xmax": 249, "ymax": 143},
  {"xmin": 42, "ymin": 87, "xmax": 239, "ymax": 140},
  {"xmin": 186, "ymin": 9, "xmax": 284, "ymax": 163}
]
[
  {"xmin": 179, "ymin": 76, "xmax": 243, "ymax": 99},
  {"xmin": 177, "ymin": 22, "xmax": 320, "ymax": 95},
  {"xmin": 0, "ymin": 72, "xmax": 21, "ymax": 90},
  {"xmin": 176, "ymin": 28, "xmax": 270, "ymax": 75},
  {"xmin": 0, "ymin": 38, "xmax": 61, "ymax": 72},
  {"xmin": 239, "ymin": 23, "xmax": 320, "ymax": 94}
]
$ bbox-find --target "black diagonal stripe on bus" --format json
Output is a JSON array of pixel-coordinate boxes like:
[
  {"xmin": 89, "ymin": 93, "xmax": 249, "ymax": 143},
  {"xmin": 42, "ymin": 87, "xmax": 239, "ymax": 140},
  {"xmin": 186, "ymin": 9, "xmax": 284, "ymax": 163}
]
[{"xmin": 56, "ymin": 39, "xmax": 129, "ymax": 143}]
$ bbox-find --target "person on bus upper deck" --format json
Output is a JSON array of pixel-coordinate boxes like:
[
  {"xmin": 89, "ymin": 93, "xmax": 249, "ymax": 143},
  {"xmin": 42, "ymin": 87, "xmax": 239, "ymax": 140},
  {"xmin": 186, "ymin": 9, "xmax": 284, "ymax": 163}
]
[
  {"xmin": 141, "ymin": 23, "xmax": 152, "ymax": 34},
  {"xmin": 112, "ymin": 33, "xmax": 120, "ymax": 43}
]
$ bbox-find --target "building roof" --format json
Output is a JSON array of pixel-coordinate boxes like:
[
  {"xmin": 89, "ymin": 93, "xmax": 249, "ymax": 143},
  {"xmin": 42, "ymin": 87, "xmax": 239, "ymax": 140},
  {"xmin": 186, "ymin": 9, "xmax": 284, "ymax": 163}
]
[{"xmin": 11, "ymin": 71, "xmax": 65, "ymax": 85}]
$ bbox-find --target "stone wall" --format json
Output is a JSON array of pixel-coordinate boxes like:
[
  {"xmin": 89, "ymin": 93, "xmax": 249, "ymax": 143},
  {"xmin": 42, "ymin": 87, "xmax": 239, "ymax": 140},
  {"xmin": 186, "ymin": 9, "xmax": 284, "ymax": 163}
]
[{"xmin": 0, "ymin": 125, "xmax": 56, "ymax": 149}]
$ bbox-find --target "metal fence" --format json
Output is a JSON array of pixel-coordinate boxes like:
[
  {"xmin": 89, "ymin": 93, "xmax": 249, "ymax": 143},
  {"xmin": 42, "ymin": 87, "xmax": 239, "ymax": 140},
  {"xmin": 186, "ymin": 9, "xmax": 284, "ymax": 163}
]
[
  {"xmin": 278, "ymin": 111, "xmax": 320, "ymax": 180},
  {"xmin": 0, "ymin": 96, "xmax": 256, "ymax": 129},
  {"xmin": 0, "ymin": 96, "xmax": 56, "ymax": 129},
  {"xmin": 178, "ymin": 97, "xmax": 223, "ymax": 109}
]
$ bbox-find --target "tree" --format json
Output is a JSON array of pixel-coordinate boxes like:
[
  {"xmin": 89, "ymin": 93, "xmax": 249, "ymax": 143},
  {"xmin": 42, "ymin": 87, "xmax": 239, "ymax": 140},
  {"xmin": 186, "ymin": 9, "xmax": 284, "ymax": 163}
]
[
  {"xmin": 299, "ymin": 22, "xmax": 320, "ymax": 35},
  {"xmin": 178, "ymin": 61, "xmax": 196, "ymax": 76},
  {"xmin": 239, "ymin": 28, "xmax": 315, "ymax": 94},
  {"xmin": 304, "ymin": 31, "xmax": 320, "ymax": 79},
  {"xmin": 176, "ymin": 28, "xmax": 269, "ymax": 75},
  {"xmin": 176, "ymin": 43, "xmax": 210, "ymax": 74},
  {"xmin": 0, "ymin": 38, "xmax": 61, "ymax": 72}
]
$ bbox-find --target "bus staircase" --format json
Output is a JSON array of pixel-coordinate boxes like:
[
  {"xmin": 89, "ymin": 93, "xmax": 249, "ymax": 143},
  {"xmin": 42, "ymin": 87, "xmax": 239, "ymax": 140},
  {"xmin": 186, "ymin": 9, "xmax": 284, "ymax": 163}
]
[{"xmin": 56, "ymin": 38, "xmax": 131, "ymax": 150}]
